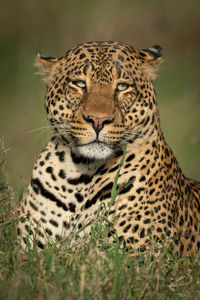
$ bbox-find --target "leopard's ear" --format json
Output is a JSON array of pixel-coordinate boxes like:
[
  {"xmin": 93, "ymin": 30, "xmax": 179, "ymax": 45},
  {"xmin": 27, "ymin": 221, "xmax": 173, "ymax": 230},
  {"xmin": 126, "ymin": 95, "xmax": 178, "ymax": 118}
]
[
  {"xmin": 137, "ymin": 45, "xmax": 163, "ymax": 80},
  {"xmin": 36, "ymin": 53, "xmax": 59, "ymax": 82},
  {"xmin": 138, "ymin": 45, "xmax": 163, "ymax": 64}
]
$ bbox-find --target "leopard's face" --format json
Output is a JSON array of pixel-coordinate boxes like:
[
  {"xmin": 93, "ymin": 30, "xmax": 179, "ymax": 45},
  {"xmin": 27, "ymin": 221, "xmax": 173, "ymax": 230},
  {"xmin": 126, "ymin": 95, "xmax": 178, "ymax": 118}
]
[{"xmin": 40, "ymin": 41, "xmax": 162, "ymax": 160}]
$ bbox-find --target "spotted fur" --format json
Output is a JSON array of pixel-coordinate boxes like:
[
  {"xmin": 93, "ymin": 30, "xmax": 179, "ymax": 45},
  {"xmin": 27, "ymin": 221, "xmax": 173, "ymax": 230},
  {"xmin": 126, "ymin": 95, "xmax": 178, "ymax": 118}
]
[{"xmin": 17, "ymin": 41, "xmax": 200, "ymax": 256}]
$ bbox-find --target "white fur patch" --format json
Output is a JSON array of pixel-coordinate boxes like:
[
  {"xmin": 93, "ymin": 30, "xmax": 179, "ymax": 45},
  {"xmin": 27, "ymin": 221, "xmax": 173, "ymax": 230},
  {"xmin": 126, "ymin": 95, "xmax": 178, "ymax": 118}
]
[{"xmin": 78, "ymin": 142, "xmax": 112, "ymax": 160}]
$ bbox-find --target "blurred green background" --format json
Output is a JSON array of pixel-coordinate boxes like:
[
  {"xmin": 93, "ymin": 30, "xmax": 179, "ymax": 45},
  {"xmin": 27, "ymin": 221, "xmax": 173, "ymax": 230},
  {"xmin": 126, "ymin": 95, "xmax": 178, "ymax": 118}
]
[{"xmin": 0, "ymin": 0, "xmax": 200, "ymax": 192}]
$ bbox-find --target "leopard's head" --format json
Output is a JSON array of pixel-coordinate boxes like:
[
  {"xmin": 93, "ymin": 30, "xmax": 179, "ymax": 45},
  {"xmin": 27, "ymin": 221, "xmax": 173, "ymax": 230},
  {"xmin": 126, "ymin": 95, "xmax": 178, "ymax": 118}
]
[{"xmin": 38, "ymin": 41, "xmax": 162, "ymax": 160}]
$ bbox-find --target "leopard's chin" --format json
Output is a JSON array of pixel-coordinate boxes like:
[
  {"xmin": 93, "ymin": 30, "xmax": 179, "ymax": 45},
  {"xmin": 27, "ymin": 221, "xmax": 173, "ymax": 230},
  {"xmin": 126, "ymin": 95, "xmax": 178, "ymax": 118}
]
[{"xmin": 78, "ymin": 142, "xmax": 112, "ymax": 160}]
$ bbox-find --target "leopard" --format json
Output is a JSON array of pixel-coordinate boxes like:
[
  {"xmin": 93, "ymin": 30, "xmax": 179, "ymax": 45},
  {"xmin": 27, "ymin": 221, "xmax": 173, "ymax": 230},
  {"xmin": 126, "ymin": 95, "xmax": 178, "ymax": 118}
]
[{"xmin": 17, "ymin": 41, "xmax": 200, "ymax": 257}]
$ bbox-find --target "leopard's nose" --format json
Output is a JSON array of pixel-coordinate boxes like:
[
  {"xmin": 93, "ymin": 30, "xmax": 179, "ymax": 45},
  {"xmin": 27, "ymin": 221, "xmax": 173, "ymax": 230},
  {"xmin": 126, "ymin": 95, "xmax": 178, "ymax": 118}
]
[{"xmin": 83, "ymin": 114, "xmax": 114, "ymax": 131}]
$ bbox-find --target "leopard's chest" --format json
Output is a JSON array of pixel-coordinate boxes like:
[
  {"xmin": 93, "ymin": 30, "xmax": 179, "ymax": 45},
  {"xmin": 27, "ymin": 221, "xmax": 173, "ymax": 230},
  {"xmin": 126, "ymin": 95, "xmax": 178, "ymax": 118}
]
[{"xmin": 19, "ymin": 138, "xmax": 165, "ymax": 250}]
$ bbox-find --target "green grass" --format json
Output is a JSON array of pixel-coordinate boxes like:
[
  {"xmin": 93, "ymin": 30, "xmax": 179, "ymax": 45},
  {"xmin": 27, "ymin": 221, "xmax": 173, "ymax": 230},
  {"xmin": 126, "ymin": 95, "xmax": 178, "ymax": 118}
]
[{"xmin": 1, "ymin": 144, "xmax": 200, "ymax": 300}]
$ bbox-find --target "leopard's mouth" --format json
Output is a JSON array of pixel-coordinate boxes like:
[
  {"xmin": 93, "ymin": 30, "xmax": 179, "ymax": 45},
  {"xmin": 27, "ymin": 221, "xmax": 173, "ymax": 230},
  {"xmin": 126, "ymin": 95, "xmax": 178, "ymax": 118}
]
[{"xmin": 77, "ymin": 141, "xmax": 112, "ymax": 160}]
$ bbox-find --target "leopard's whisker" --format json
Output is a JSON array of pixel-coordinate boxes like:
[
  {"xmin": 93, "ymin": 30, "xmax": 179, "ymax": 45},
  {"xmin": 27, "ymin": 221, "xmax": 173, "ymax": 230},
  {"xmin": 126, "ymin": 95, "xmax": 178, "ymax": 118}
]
[{"xmin": 26, "ymin": 125, "xmax": 52, "ymax": 134}]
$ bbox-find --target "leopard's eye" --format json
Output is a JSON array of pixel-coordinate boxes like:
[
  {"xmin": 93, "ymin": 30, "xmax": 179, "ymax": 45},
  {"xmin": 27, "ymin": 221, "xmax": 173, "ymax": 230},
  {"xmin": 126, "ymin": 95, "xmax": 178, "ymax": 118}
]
[
  {"xmin": 116, "ymin": 83, "xmax": 129, "ymax": 91},
  {"xmin": 72, "ymin": 80, "xmax": 86, "ymax": 89}
]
